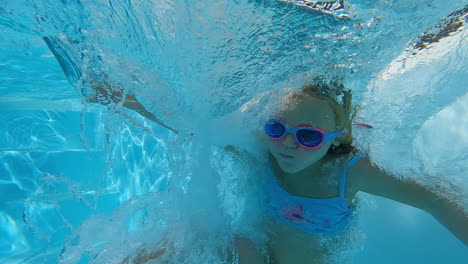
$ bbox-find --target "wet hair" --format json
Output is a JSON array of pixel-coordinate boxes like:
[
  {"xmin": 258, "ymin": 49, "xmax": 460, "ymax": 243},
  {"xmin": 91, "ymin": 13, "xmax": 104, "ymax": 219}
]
[{"xmin": 298, "ymin": 81, "xmax": 356, "ymax": 155}]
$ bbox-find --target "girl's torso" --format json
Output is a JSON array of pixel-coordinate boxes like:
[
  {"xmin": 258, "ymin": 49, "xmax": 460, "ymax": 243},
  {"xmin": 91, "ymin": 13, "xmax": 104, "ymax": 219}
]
[{"xmin": 264, "ymin": 156, "xmax": 360, "ymax": 264}]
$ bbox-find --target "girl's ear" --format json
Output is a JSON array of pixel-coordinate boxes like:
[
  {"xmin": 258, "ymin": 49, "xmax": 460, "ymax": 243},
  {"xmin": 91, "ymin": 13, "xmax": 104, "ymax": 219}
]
[{"xmin": 331, "ymin": 139, "xmax": 341, "ymax": 147}]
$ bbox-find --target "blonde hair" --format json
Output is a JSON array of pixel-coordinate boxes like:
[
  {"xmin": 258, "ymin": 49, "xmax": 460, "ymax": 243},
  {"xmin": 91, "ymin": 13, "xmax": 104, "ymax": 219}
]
[{"xmin": 297, "ymin": 81, "xmax": 356, "ymax": 155}]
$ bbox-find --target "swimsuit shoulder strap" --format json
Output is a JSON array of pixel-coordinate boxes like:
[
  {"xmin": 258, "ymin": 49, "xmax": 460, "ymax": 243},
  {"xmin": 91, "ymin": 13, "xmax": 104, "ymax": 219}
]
[{"xmin": 339, "ymin": 154, "xmax": 361, "ymax": 199}]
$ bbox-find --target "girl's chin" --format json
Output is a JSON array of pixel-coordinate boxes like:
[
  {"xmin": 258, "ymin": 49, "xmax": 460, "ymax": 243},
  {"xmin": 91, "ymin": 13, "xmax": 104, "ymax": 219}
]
[
  {"xmin": 277, "ymin": 162, "xmax": 303, "ymax": 174},
  {"xmin": 271, "ymin": 152, "xmax": 305, "ymax": 173}
]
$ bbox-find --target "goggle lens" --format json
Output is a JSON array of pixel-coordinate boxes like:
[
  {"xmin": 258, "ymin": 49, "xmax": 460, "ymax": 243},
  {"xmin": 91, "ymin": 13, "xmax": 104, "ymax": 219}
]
[
  {"xmin": 265, "ymin": 120, "xmax": 285, "ymax": 138},
  {"xmin": 297, "ymin": 130, "xmax": 323, "ymax": 147}
]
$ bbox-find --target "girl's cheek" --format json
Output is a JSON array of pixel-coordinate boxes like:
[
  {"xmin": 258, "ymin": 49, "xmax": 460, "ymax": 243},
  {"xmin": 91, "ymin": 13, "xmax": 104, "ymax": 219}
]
[
  {"xmin": 297, "ymin": 148, "xmax": 320, "ymax": 161},
  {"xmin": 266, "ymin": 140, "xmax": 278, "ymax": 153},
  {"xmin": 295, "ymin": 147, "xmax": 309, "ymax": 156},
  {"xmin": 270, "ymin": 139, "xmax": 283, "ymax": 149}
]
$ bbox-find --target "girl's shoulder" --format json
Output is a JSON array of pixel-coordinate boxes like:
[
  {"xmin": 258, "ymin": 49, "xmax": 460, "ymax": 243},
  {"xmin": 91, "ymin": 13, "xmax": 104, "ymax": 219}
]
[
  {"xmin": 322, "ymin": 153, "xmax": 362, "ymax": 192},
  {"xmin": 345, "ymin": 156, "xmax": 378, "ymax": 194},
  {"xmin": 321, "ymin": 153, "xmax": 353, "ymax": 170}
]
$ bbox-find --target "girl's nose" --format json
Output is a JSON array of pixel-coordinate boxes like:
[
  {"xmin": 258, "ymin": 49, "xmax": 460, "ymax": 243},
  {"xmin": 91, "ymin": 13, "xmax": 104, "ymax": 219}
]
[{"xmin": 282, "ymin": 133, "xmax": 298, "ymax": 148}]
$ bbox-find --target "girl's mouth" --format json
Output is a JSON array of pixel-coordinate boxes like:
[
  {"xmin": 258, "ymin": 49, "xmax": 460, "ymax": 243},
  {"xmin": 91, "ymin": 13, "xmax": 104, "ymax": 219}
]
[{"xmin": 279, "ymin": 153, "xmax": 295, "ymax": 159}]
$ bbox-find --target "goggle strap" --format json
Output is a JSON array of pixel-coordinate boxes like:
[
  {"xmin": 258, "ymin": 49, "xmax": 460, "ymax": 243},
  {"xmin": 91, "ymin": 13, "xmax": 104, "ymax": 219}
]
[
  {"xmin": 352, "ymin": 123, "xmax": 373, "ymax": 129},
  {"xmin": 324, "ymin": 131, "xmax": 344, "ymax": 143}
]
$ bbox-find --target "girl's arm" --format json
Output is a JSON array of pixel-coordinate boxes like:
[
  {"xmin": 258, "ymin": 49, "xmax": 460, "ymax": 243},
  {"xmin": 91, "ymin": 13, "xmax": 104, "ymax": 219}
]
[
  {"xmin": 120, "ymin": 237, "xmax": 265, "ymax": 264},
  {"xmin": 348, "ymin": 158, "xmax": 468, "ymax": 246}
]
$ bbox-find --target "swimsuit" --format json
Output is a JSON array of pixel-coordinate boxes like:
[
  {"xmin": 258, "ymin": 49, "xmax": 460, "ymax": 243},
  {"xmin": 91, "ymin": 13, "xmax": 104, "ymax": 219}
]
[{"xmin": 264, "ymin": 155, "xmax": 361, "ymax": 237}]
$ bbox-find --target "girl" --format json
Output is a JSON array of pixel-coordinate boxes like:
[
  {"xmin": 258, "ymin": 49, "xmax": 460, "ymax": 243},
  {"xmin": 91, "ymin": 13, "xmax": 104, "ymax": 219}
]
[
  {"xmin": 89, "ymin": 80, "xmax": 467, "ymax": 264},
  {"xmin": 248, "ymin": 82, "xmax": 468, "ymax": 263}
]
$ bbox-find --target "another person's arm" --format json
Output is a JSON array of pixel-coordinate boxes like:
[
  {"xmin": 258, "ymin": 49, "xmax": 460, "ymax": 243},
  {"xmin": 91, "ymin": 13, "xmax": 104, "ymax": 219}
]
[
  {"xmin": 43, "ymin": 37, "xmax": 177, "ymax": 133},
  {"xmin": 86, "ymin": 80, "xmax": 178, "ymax": 133},
  {"xmin": 86, "ymin": 82, "xmax": 179, "ymax": 133},
  {"xmin": 120, "ymin": 247, "xmax": 166, "ymax": 264}
]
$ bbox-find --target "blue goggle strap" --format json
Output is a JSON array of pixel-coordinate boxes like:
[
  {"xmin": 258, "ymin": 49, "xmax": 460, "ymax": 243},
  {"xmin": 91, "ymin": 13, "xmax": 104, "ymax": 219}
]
[{"xmin": 324, "ymin": 131, "xmax": 344, "ymax": 143}]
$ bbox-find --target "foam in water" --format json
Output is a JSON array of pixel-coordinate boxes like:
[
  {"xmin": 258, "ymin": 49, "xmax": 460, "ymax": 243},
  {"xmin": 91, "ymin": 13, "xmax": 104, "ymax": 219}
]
[{"xmin": 1, "ymin": 0, "xmax": 467, "ymax": 263}]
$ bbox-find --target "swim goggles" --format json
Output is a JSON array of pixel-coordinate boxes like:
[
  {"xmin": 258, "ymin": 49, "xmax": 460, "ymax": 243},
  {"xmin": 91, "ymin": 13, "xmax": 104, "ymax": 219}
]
[{"xmin": 264, "ymin": 119, "xmax": 344, "ymax": 149}]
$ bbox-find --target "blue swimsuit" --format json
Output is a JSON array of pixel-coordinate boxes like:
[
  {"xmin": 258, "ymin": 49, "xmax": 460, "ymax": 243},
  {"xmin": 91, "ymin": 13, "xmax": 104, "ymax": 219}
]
[{"xmin": 265, "ymin": 155, "xmax": 361, "ymax": 237}]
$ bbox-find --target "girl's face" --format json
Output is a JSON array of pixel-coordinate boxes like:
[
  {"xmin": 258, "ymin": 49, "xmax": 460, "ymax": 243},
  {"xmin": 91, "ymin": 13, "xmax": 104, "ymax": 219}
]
[{"xmin": 266, "ymin": 95, "xmax": 340, "ymax": 173}]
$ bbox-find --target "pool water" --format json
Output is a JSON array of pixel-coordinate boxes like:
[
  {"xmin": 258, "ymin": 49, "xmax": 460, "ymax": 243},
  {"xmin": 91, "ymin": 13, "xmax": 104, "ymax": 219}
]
[{"xmin": 1, "ymin": 1, "xmax": 467, "ymax": 263}]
